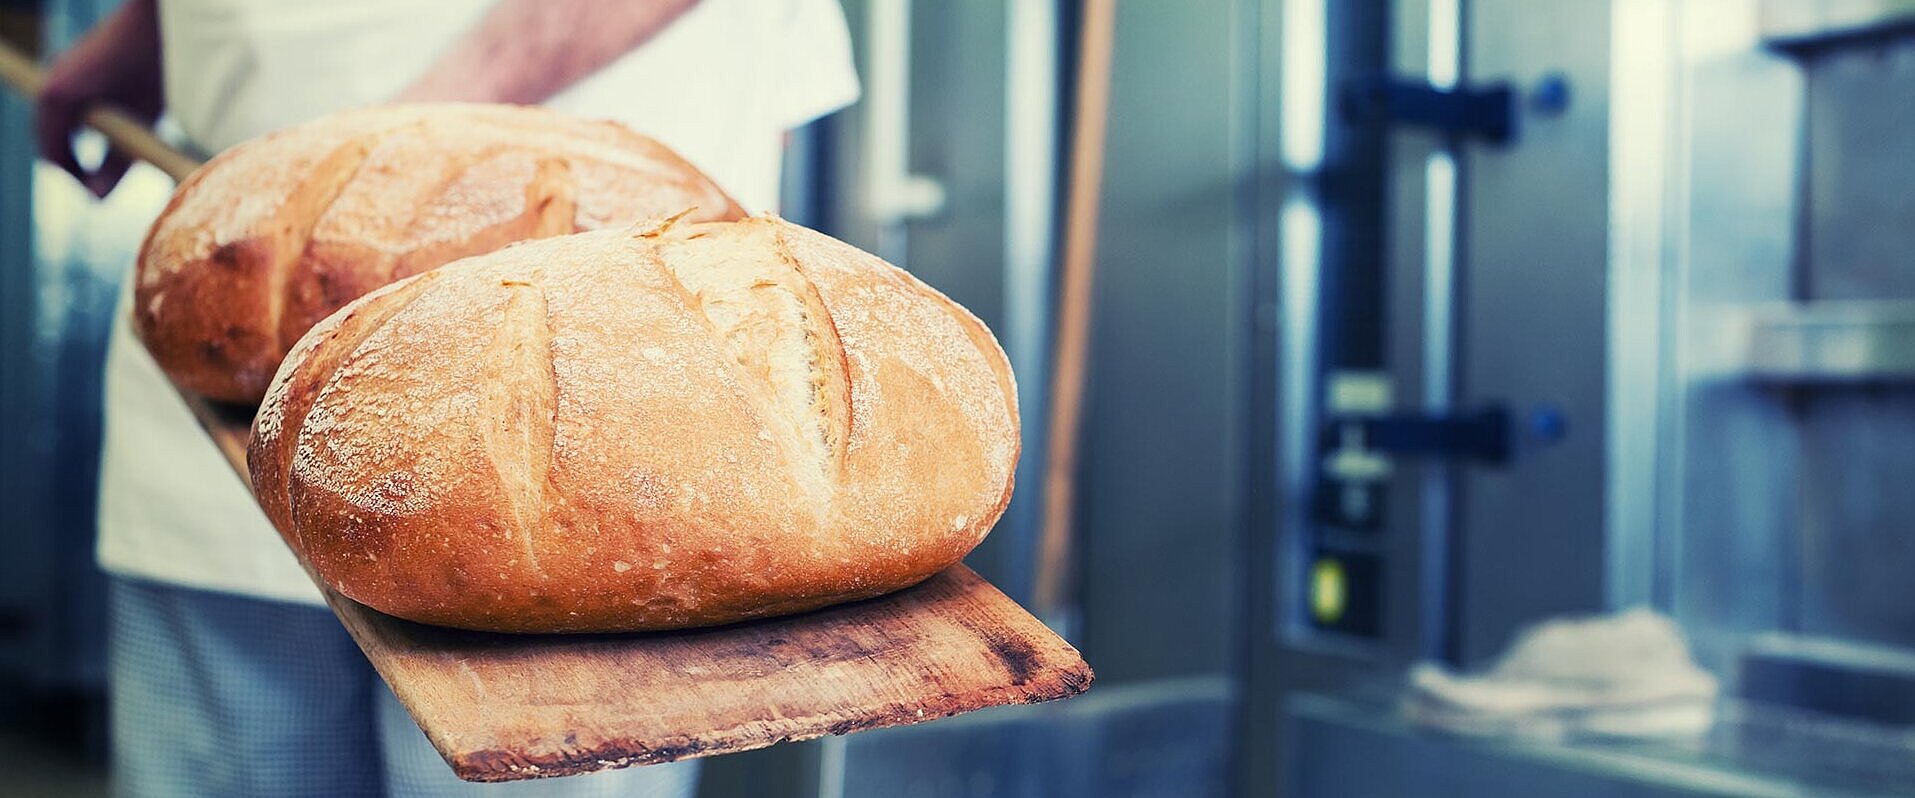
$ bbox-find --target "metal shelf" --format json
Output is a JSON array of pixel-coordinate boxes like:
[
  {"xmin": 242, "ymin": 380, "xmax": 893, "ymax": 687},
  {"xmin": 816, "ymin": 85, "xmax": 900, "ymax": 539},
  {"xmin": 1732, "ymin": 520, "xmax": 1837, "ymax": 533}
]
[
  {"xmin": 1761, "ymin": 1, "xmax": 1915, "ymax": 58},
  {"xmin": 1731, "ymin": 301, "xmax": 1915, "ymax": 384},
  {"xmin": 1290, "ymin": 690, "xmax": 1915, "ymax": 797}
]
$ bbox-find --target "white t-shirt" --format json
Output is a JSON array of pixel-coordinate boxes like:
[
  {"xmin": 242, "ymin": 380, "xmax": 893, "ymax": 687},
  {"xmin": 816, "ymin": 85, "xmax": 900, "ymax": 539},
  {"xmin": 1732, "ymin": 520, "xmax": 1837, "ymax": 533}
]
[{"xmin": 96, "ymin": 0, "xmax": 860, "ymax": 605}]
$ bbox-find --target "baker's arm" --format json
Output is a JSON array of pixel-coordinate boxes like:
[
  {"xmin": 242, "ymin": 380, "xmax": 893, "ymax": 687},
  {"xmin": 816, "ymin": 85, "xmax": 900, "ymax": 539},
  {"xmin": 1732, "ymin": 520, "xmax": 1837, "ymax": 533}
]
[
  {"xmin": 34, "ymin": 0, "xmax": 163, "ymax": 198},
  {"xmin": 395, "ymin": 0, "xmax": 699, "ymax": 104}
]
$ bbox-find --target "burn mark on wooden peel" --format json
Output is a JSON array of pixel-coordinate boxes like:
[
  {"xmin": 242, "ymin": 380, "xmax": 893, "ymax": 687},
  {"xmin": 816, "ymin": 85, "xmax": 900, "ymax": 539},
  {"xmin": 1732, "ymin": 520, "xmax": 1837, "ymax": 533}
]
[{"xmin": 983, "ymin": 632, "xmax": 1041, "ymax": 685}]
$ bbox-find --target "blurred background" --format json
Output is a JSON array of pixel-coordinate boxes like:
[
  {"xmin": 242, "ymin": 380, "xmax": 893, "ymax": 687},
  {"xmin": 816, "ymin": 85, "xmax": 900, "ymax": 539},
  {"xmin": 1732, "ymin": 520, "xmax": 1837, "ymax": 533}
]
[{"xmin": 6, "ymin": 0, "xmax": 1915, "ymax": 795}]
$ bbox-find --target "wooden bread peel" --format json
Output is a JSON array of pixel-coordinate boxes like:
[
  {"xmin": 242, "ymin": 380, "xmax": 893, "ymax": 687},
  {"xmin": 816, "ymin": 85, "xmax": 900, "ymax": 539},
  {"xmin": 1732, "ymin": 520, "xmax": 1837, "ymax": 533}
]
[
  {"xmin": 187, "ymin": 401, "xmax": 1090, "ymax": 781},
  {"xmin": 0, "ymin": 41, "xmax": 1090, "ymax": 782}
]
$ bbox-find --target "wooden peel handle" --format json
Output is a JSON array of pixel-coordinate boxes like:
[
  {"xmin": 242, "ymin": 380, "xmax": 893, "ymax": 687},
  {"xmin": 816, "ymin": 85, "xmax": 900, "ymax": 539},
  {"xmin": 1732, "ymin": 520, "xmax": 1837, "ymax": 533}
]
[
  {"xmin": 0, "ymin": 37, "xmax": 202, "ymax": 182},
  {"xmin": 1033, "ymin": 0, "xmax": 1116, "ymax": 618}
]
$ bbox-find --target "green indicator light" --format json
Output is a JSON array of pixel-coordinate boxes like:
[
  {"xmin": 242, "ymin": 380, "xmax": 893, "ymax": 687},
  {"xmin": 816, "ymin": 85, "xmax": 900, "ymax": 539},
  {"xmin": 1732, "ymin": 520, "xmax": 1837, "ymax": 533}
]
[{"xmin": 1310, "ymin": 557, "xmax": 1346, "ymax": 625}]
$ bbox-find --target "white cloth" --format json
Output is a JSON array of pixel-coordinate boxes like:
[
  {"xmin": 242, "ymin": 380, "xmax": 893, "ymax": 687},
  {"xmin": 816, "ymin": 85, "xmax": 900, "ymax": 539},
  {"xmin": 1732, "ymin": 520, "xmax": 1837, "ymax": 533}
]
[
  {"xmin": 1404, "ymin": 608, "xmax": 1719, "ymax": 741},
  {"xmin": 97, "ymin": 0, "xmax": 860, "ymax": 605}
]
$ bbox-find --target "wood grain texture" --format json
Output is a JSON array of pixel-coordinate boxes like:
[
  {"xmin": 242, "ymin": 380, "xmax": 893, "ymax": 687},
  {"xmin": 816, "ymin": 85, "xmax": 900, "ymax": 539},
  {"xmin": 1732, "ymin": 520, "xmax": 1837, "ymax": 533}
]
[{"xmin": 181, "ymin": 393, "xmax": 1091, "ymax": 782}]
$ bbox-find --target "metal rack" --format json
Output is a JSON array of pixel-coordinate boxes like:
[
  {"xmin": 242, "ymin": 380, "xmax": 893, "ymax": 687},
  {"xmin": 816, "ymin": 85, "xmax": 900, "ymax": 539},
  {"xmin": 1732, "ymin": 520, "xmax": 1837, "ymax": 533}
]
[{"xmin": 1727, "ymin": 301, "xmax": 1915, "ymax": 384}]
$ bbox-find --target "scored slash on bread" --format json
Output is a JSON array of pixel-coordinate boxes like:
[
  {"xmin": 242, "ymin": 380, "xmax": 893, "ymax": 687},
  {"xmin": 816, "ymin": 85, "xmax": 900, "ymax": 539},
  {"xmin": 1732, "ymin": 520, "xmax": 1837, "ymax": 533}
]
[
  {"xmin": 135, "ymin": 103, "xmax": 746, "ymax": 404},
  {"xmin": 249, "ymin": 214, "xmax": 1020, "ymax": 634}
]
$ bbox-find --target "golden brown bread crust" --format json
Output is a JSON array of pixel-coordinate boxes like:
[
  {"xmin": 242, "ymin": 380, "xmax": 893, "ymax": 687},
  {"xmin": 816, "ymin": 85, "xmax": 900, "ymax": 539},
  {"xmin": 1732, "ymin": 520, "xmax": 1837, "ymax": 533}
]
[
  {"xmin": 249, "ymin": 216, "xmax": 1020, "ymax": 633},
  {"xmin": 137, "ymin": 103, "xmax": 746, "ymax": 403}
]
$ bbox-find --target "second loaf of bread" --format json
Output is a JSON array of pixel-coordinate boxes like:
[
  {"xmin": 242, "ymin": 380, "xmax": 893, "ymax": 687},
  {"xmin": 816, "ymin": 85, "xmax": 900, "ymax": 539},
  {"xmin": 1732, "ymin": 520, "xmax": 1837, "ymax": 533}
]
[
  {"xmin": 136, "ymin": 103, "xmax": 744, "ymax": 403},
  {"xmin": 249, "ymin": 215, "xmax": 1020, "ymax": 633}
]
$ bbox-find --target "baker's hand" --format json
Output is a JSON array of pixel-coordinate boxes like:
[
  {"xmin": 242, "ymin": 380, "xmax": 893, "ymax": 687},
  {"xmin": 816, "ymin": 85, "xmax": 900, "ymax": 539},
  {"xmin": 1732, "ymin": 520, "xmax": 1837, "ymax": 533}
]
[{"xmin": 35, "ymin": 0, "xmax": 163, "ymax": 198}]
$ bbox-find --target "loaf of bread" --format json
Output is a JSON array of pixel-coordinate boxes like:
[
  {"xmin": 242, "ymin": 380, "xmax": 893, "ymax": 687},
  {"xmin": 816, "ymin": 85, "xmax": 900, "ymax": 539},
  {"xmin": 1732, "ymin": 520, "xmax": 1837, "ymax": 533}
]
[
  {"xmin": 136, "ymin": 103, "xmax": 745, "ymax": 403},
  {"xmin": 249, "ymin": 215, "xmax": 1019, "ymax": 633}
]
